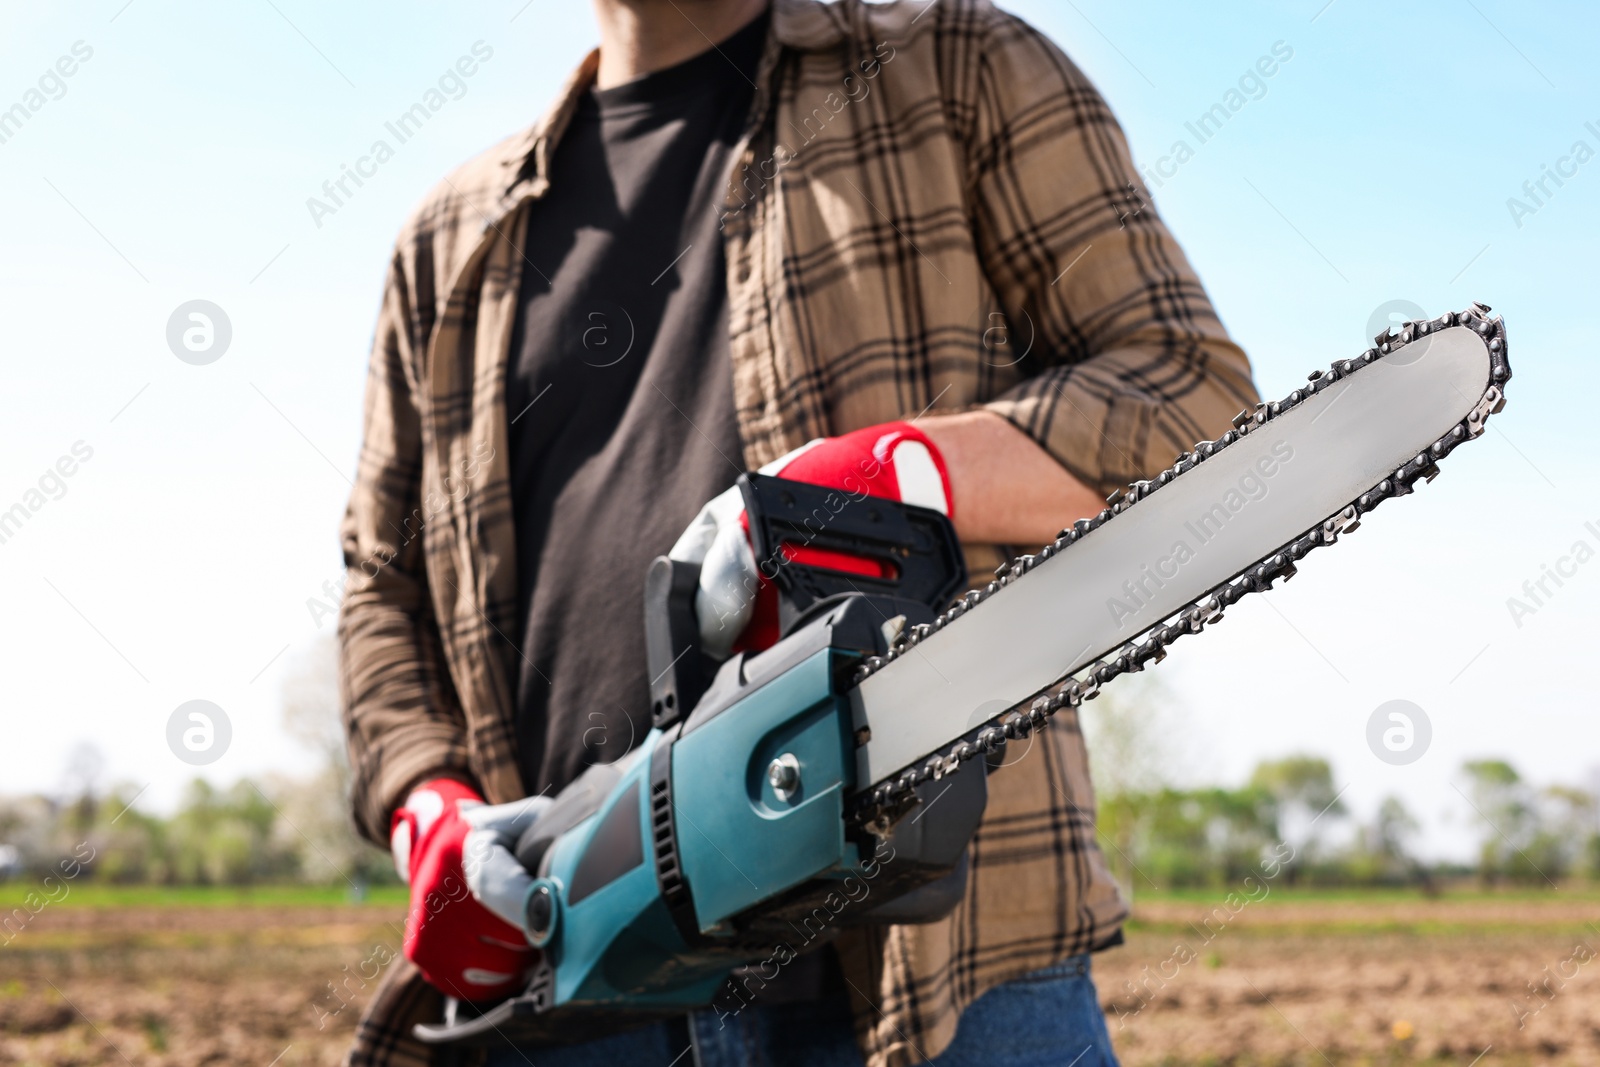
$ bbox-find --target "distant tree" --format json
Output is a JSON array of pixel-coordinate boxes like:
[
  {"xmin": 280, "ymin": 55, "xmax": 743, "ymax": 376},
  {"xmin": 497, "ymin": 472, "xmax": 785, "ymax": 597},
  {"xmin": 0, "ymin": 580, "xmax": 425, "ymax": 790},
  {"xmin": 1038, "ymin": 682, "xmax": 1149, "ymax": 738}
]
[
  {"xmin": 1099, "ymin": 784, "xmax": 1278, "ymax": 890},
  {"xmin": 0, "ymin": 794, "xmax": 63, "ymax": 878},
  {"xmin": 1249, "ymin": 756, "xmax": 1345, "ymax": 876},
  {"xmin": 1079, "ymin": 676, "xmax": 1191, "ymax": 902},
  {"xmin": 1460, "ymin": 759, "xmax": 1553, "ymax": 886},
  {"xmin": 163, "ymin": 779, "xmax": 299, "ymax": 884},
  {"xmin": 1341, "ymin": 795, "xmax": 1432, "ymax": 890},
  {"xmin": 58, "ymin": 741, "xmax": 106, "ymax": 837},
  {"xmin": 281, "ymin": 636, "xmax": 347, "ymax": 778},
  {"xmin": 1249, "ymin": 756, "xmax": 1341, "ymax": 813},
  {"xmin": 1533, "ymin": 785, "xmax": 1598, "ymax": 883},
  {"xmin": 276, "ymin": 637, "xmax": 397, "ymax": 886},
  {"xmin": 91, "ymin": 783, "xmax": 166, "ymax": 883},
  {"xmin": 1079, "ymin": 675, "xmax": 1190, "ymax": 799},
  {"xmin": 1369, "ymin": 796, "xmax": 1419, "ymax": 861}
]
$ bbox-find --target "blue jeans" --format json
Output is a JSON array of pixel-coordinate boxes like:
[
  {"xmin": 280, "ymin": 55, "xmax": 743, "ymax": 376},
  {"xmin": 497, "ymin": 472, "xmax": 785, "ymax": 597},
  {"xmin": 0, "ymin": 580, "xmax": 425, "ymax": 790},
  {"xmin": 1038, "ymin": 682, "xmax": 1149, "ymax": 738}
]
[{"xmin": 483, "ymin": 954, "xmax": 1119, "ymax": 1067}]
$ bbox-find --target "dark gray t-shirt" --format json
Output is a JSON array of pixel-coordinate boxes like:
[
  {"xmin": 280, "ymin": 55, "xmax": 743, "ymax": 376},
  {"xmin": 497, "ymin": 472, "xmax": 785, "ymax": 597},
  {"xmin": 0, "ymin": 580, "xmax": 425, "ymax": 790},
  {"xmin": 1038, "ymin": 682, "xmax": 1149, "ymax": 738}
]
[{"xmin": 505, "ymin": 16, "xmax": 764, "ymax": 796}]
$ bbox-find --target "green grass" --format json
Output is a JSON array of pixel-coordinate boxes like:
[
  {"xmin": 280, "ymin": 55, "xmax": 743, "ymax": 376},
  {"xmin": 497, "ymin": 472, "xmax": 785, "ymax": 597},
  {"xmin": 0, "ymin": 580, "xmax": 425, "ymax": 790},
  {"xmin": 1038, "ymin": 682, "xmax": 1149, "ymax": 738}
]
[
  {"xmin": 1119, "ymin": 883, "xmax": 1600, "ymax": 938},
  {"xmin": 2, "ymin": 880, "xmax": 1596, "ymax": 915},
  {"xmin": 0, "ymin": 882, "xmax": 409, "ymax": 910},
  {"xmin": 1123, "ymin": 883, "xmax": 1600, "ymax": 905}
]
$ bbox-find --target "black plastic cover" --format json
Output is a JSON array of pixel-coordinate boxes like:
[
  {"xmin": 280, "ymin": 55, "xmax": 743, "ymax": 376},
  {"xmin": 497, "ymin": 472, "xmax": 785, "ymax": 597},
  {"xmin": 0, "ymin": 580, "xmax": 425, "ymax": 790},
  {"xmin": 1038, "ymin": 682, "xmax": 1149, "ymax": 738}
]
[
  {"xmin": 643, "ymin": 556, "xmax": 717, "ymax": 730},
  {"xmin": 739, "ymin": 473, "xmax": 966, "ymax": 637}
]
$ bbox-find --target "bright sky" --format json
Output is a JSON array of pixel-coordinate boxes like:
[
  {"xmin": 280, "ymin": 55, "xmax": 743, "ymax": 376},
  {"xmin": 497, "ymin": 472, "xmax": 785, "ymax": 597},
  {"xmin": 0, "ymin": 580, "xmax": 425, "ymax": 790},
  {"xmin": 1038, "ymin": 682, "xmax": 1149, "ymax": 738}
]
[{"xmin": 1, "ymin": 0, "xmax": 1593, "ymax": 861}]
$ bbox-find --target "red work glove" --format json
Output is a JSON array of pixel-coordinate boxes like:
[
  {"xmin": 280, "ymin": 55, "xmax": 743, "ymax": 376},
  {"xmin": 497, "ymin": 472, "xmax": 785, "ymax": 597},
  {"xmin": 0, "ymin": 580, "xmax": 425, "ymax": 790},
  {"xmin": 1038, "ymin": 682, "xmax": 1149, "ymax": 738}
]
[
  {"xmin": 390, "ymin": 778, "xmax": 535, "ymax": 1001},
  {"xmin": 667, "ymin": 421, "xmax": 953, "ymax": 658}
]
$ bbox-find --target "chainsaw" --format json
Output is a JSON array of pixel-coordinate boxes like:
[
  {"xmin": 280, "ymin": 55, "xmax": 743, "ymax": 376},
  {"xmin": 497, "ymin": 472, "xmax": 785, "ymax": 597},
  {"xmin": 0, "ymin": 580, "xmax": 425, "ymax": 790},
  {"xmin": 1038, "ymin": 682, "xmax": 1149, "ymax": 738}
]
[{"xmin": 417, "ymin": 303, "xmax": 1511, "ymax": 1046}]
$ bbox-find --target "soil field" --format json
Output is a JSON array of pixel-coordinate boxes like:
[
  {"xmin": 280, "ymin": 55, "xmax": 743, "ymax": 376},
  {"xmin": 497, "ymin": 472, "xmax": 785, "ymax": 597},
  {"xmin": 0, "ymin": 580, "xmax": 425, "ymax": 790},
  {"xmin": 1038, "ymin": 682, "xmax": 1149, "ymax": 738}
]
[
  {"xmin": 1, "ymin": 887, "xmax": 1597, "ymax": 1065},
  {"xmin": 1101, "ymin": 893, "xmax": 1600, "ymax": 1066}
]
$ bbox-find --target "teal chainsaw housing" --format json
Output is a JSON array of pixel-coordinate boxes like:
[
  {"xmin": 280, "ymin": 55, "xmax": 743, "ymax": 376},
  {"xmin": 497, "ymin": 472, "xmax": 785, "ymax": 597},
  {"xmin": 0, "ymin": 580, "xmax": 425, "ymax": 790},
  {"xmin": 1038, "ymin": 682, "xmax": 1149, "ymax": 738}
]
[
  {"xmin": 415, "ymin": 474, "xmax": 982, "ymax": 1047},
  {"xmin": 529, "ymin": 645, "xmax": 862, "ymax": 1009}
]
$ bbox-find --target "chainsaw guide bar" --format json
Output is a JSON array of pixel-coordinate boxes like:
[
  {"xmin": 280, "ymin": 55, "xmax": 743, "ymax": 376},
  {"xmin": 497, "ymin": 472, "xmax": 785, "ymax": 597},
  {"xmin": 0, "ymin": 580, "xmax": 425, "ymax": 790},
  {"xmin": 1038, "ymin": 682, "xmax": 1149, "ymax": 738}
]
[{"xmin": 847, "ymin": 304, "xmax": 1511, "ymax": 834}]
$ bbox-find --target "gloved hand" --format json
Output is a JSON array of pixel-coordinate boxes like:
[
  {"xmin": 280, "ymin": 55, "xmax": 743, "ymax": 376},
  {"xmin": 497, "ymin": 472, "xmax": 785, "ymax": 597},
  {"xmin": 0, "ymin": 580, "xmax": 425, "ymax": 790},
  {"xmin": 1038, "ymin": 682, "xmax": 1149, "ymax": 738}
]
[
  {"xmin": 460, "ymin": 795, "xmax": 554, "ymax": 933},
  {"xmin": 390, "ymin": 779, "xmax": 549, "ymax": 1001},
  {"xmin": 668, "ymin": 421, "xmax": 953, "ymax": 659}
]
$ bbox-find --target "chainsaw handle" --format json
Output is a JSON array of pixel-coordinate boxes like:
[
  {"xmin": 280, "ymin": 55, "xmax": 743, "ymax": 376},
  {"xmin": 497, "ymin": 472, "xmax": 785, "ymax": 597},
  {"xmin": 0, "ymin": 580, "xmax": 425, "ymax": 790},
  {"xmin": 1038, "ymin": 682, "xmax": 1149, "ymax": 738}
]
[
  {"xmin": 644, "ymin": 474, "xmax": 966, "ymax": 731},
  {"xmin": 513, "ymin": 760, "xmax": 624, "ymax": 875},
  {"xmin": 739, "ymin": 472, "xmax": 966, "ymax": 630}
]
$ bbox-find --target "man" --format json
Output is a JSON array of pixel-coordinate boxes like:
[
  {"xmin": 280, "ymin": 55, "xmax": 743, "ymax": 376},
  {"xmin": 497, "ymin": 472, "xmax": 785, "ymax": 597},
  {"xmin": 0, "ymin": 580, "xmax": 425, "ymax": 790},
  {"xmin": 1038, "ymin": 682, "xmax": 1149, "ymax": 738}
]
[{"xmin": 338, "ymin": 0, "xmax": 1257, "ymax": 1064}]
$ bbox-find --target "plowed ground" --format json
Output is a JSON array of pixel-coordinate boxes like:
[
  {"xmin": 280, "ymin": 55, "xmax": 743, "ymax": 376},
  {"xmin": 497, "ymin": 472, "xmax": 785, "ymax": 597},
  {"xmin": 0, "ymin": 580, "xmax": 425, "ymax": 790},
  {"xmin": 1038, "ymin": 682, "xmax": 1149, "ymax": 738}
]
[{"xmin": 2, "ymin": 889, "xmax": 1597, "ymax": 1065}]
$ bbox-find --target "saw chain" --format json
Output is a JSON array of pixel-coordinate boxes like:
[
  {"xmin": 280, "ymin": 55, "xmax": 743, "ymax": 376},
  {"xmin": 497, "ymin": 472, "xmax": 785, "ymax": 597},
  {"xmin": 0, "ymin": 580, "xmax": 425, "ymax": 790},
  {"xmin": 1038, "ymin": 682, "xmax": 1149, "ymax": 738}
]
[{"xmin": 848, "ymin": 303, "xmax": 1511, "ymax": 834}]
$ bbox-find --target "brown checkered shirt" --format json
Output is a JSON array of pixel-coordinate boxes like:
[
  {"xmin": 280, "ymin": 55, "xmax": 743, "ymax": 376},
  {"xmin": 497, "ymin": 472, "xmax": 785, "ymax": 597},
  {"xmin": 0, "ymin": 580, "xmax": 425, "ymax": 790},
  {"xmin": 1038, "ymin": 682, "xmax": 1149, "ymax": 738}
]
[{"xmin": 337, "ymin": 1, "xmax": 1257, "ymax": 1063}]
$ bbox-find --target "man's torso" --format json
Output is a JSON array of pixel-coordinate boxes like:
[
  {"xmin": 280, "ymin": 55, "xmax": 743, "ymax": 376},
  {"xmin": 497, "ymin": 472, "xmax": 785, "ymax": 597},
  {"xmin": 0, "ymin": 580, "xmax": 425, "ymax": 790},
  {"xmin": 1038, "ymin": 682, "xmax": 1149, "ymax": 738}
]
[{"xmin": 505, "ymin": 14, "xmax": 764, "ymax": 796}]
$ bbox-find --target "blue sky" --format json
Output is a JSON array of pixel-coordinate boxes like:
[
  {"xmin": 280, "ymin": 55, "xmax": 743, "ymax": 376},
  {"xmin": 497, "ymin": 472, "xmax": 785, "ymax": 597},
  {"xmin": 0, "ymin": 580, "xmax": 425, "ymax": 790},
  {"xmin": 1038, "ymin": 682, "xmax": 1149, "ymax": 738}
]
[{"xmin": 1, "ymin": 0, "xmax": 1593, "ymax": 859}]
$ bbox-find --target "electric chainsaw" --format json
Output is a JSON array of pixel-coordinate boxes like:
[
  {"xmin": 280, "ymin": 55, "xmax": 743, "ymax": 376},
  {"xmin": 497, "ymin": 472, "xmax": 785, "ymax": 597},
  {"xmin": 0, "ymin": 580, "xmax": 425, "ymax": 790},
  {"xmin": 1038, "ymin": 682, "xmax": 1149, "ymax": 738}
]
[{"xmin": 418, "ymin": 304, "xmax": 1511, "ymax": 1046}]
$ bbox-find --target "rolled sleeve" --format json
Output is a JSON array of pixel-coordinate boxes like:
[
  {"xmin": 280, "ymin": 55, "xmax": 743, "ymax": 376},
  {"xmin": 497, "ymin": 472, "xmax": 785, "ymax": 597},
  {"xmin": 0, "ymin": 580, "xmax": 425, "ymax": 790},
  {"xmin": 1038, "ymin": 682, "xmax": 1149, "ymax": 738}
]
[{"xmin": 966, "ymin": 11, "xmax": 1258, "ymax": 494}]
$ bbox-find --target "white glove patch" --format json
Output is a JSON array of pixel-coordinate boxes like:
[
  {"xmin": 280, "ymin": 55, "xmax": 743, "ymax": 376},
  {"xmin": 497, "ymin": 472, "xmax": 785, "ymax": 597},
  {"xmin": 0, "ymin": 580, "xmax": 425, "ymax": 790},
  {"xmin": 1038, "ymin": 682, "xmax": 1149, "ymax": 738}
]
[{"xmin": 460, "ymin": 796, "xmax": 553, "ymax": 936}]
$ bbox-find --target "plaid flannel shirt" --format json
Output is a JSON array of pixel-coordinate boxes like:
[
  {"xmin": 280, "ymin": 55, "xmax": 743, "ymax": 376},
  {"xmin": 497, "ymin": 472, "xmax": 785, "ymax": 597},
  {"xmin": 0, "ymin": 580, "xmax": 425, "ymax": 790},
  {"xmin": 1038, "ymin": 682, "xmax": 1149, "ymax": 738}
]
[{"xmin": 337, "ymin": 1, "xmax": 1258, "ymax": 1063}]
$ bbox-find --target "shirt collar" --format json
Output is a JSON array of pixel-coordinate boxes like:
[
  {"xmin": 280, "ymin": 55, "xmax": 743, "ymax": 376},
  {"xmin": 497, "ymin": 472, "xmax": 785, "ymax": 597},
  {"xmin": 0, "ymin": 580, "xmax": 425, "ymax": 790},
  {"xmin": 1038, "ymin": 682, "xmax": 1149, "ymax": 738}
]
[{"xmin": 496, "ymin": 0, "xmax": 843, "ymax": 203}]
